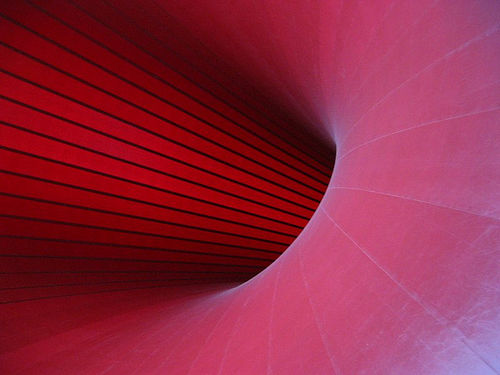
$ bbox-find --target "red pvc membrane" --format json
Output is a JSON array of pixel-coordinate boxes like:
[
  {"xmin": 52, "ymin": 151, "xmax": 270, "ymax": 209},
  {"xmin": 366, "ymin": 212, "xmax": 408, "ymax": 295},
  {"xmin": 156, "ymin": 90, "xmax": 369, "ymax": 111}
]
[{"xmin": 1, "ymin": 1, "xmax": 499, "ymax": 374}]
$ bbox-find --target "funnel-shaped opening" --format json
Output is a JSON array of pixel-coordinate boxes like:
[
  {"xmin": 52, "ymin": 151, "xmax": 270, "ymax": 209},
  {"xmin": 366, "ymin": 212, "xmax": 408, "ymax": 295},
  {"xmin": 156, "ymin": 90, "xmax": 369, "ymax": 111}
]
[{"xmin": 1, "ymin": 1, "xmax": 499, "ymax": 374}]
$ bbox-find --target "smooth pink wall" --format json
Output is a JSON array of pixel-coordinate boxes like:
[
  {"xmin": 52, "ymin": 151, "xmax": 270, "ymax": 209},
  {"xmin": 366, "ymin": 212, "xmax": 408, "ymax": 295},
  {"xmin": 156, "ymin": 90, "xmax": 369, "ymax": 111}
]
[{"xmin": 1, "ymin": 0, "xmax": 499, "ymax": 374}]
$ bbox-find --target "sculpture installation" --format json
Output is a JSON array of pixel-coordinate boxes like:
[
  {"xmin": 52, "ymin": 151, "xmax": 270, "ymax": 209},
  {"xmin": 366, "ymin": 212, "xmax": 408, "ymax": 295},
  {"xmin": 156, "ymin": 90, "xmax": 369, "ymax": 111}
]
[{"xmin": 1, "ymin": 0, "xmax": 499, "ymax": 373}]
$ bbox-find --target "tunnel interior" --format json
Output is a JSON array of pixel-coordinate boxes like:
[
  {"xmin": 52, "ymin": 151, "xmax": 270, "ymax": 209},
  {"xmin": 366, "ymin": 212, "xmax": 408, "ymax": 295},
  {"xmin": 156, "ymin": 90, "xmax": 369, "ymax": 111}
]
[{"xmin": 1, "ymin": 0, "xmax": 499, "ymax": 374}]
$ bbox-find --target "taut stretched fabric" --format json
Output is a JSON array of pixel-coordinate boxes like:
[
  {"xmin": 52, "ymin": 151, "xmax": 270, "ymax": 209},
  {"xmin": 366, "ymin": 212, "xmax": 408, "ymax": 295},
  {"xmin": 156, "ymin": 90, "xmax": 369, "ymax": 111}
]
[{"xmin": 1, "ymin": 0, "xmax": 499, "ymax": 374}]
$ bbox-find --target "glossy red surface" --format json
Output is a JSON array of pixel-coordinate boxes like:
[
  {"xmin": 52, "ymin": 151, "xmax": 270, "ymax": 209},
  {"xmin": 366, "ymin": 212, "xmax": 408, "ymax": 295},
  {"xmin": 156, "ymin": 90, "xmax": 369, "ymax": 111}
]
[{"xmin": 1, "ymin": 0, "xmax": 499, "ymax": 374}]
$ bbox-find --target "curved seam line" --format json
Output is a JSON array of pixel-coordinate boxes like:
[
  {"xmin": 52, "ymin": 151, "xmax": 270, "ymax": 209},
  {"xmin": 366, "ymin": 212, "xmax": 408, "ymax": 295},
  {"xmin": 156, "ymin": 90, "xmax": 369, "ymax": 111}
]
[
  {"xmin": 321, "ymin": 207, "xmax": 499, "ymax": 373},
  {"xmin": 338, "ymin": 106, "xmax": 500, "ymax": 161},
  {"xmin": 267, "ymin": 261, "xmax": 283, "ymax": 375},
  {"xmin": 329, "ymin": 186, "xmax": 500, "ymax": 222},
  {"xmin": 298, "ymin": 244, "xmax": 342, "ymax": 374},
  {"xmin": 338, "ymin": 24, "xmax": 500, "ymax": 148}
]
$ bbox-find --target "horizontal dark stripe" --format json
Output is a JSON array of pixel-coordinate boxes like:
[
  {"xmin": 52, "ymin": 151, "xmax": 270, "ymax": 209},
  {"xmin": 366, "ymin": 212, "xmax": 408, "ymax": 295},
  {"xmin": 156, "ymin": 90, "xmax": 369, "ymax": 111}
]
[
  {"xmin": 0, "ymin": 146, "xmax": 305, "ymax": 229},
  {"xmin": 0, "ymin": 270, "xmax": 255, "ymax": 275},
  {"xmin": 0, "ymin": 235, "xmax": 278, "ymax": 261},
  {"xmin": 0, "ymin": 191, "xmax": 291, "ymax": 246},
  {"xmin": 0, "ymin": 119, "xmax": 315, "ymax": 219},
  {"xmin": 0, "ymin": 253, "xmax": 265, "ymax": 268},
  {"xmin": 0, "ymin": 277, "xmax": 247, "ymax": 291},
  {"xmin": 31, "ymin": 0, "xmax": 334, "ymax": 172},
  {"xmin": 0, "ymin": 214, "xmax": 284, "ymax": 254},
  {"xmin": 0, "ymin": 282, "xmax": 231, "ymax": 304}
]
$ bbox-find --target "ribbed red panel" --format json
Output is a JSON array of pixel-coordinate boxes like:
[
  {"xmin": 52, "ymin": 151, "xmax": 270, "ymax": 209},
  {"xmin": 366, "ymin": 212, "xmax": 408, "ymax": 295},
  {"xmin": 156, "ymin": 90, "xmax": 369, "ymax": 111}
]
[{"xmin": 0, "ymin": 0, "xmax": 334, "ymax": 307}]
